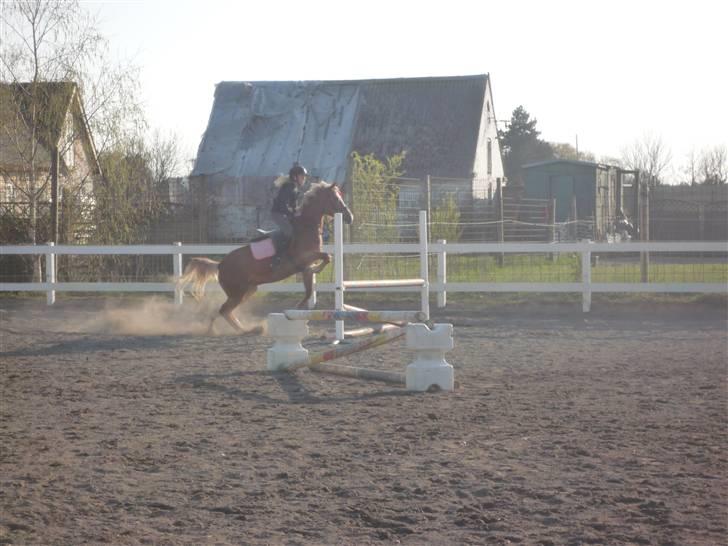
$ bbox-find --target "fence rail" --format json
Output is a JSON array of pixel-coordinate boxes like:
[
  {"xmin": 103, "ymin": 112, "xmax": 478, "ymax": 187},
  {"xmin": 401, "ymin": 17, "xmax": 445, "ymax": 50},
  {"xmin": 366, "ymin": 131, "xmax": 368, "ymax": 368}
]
[{"xmin": 2, "ymin": 240, "xmax": 726, "ymax": 312}]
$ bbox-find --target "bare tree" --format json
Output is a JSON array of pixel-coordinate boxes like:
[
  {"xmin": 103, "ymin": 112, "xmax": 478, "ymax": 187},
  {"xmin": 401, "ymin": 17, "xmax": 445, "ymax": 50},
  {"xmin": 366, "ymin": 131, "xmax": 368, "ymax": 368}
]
[
  {"xmin": 0, "ymin": 0, "xmax": 144, "ymax": 279},
  {"xmin": 698, "ymin": 146, "xmax": 727, "ymax": 185},
  {"xmin": 148, "ymin": 129, "xmax": 183, "ymax": 186},
  {"xmin": 621, "ymin": 134, "xmax": 673, "ymax": 186},
  {"xmin": 681, "ymin": 148, "xmax": 699, "ymax": 185}
]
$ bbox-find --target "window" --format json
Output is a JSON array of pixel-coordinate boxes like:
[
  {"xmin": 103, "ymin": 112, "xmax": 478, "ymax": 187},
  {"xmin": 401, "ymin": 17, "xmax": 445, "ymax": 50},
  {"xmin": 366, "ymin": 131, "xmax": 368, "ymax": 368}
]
[
  {"xmin": 398, "ymin": 187, "xmax": 419, "ymax": 209},
  {"xmin": 1, "ymin": 183, "xmax": 15, "ymax": 202},
  {"xmin": 62, "ymin": 111, "xmax": 75, "ymax": 168},
  {"xmin": 487, "ymin": 139, "xmax": 492, "ymax": 175}
]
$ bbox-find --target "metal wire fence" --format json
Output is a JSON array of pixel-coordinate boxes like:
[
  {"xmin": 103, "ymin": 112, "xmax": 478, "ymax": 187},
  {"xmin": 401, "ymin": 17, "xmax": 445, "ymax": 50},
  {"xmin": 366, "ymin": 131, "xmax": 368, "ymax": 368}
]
[{"xmin": 2, "ymin": 176, "xmax": 727, "ymax": 285}]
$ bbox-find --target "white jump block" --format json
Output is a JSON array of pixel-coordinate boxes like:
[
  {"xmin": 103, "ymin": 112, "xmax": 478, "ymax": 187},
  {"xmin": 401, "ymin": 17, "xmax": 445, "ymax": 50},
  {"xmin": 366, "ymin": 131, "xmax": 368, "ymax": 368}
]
[
  {"xmin": 266, "ymin": 313, "xmax": 309, "ymax": 371},
  {"xmin": 405, "ymin": 323, "xmax": 455, "ymax": 392}
]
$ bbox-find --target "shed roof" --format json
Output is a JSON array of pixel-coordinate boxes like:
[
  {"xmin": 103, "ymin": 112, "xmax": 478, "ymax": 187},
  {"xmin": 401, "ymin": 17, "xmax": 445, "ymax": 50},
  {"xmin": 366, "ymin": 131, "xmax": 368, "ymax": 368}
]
[
  {"xmin": 522, "ymin": 159, "xmax": 616, "ymax": 170},
  {"xmin": 192, "ymin": 74, "xmax": 489, "ymax": 183}
]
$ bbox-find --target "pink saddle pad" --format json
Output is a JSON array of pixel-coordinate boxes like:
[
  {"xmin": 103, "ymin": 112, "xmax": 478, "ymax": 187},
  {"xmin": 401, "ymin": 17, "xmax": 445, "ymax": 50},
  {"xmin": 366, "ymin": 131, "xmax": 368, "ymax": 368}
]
[{"xmin": 250, "ymin": 238, "xmax": 275, "ymax": 260}]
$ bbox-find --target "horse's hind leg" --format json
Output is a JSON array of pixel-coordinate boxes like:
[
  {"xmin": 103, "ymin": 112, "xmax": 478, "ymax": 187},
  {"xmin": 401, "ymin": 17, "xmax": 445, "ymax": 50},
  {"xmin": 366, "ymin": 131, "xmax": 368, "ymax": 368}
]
[
  {"xmin": 207, "ymin": 292, "xmax": 242, "ymax": 334},
  {"xmin": 215, "ymin": 287, "xmax": 260, "ymax": 335}
]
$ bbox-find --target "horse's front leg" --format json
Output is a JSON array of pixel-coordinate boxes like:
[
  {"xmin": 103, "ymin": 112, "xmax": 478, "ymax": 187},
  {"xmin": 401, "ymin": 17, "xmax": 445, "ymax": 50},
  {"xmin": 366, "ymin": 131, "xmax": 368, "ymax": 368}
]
[
  {"xmin": 306, "ymin": 252, "xmax": 330, "ymax": 275},
  {"xmin": 296, "ymin": 269, "xmax": 316, "ymax": 309},
  {"xmin": 295, "ymin": 253, "xmax": 330, "ymax": 309}
]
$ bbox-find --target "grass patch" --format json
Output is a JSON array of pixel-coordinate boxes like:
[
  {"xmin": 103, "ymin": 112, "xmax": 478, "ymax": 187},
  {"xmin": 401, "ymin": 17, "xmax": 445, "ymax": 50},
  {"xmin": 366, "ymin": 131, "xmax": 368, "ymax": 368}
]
[{"xmin": 312, "ymin": 254, "xmax": 728, "ymax": 284}]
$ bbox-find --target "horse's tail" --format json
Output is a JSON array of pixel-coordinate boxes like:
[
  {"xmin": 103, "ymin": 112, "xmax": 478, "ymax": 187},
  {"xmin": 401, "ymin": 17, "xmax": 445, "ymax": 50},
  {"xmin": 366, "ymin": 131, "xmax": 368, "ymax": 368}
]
[{"xmin": 176, "ymin": 257, "xmax": 220, "ymax": 301}]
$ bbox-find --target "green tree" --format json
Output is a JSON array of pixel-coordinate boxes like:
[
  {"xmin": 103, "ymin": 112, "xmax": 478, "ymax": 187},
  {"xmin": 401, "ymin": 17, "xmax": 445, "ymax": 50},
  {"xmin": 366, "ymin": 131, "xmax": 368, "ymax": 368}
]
[
  {"xmin": 86, "ymin": 137, "xmax": 177, "ymax": 280},
  {"xmin": 498, "ymin": 106, "xmax": 554, "ymax": 186},
  {"xmin": 430, "ymin": 194, "xmax": 462, "ymax": 242},
  {"xmin": 350, "ymin": 151, "xmax": 405, "ymax": 242},
  {"xmin": 550, "ymin": 142, "xmax": 596, "ymax": 162}
]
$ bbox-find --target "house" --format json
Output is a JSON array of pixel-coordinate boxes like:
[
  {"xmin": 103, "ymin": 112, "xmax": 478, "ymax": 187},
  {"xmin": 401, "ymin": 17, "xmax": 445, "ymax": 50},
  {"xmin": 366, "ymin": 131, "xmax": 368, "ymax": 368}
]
[
  {"xmin": 0, "ymin": 81, "xmax": 102, "ymax": 242},
  {"xmin": 190, "ymin": 74, "xmax": 503, "ymax": 241},
  {"xmin": 521, "ymin": 159, "xmax": 629, "ymax": 241}
]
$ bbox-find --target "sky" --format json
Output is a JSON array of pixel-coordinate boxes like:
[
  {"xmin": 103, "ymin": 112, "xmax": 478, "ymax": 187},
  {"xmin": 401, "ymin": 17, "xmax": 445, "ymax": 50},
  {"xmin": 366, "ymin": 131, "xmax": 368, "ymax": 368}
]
[{"xmin": 89, "ymin": 0, "xmax": 727, "ymax": 181}]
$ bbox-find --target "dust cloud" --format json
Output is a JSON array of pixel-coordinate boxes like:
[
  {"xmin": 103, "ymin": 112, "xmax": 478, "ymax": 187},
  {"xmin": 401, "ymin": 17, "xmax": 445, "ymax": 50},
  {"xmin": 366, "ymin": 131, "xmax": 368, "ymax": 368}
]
[{"xmin": 72, "ymin": 296, "xmax": 266, "ymax": 336}]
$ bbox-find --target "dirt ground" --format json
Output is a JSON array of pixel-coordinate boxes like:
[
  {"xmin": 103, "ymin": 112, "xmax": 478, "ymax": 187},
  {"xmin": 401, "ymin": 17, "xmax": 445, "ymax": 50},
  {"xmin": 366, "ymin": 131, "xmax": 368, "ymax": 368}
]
[{"xmin": 1, "ymin": 294, "xmax": 726, "ymax": 546}]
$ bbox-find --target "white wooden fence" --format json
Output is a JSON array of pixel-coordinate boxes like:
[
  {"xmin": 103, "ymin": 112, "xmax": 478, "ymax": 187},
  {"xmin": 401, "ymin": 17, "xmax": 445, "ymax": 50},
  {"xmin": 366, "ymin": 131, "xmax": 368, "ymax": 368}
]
[{"xmin": 1, "ymin": 240, "xmax": 726, "ymax": 312}]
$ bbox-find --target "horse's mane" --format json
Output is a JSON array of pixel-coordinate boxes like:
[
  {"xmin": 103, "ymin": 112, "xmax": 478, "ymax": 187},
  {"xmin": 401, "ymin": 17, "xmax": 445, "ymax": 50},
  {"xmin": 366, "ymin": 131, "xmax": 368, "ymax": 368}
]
[{"xmin": 299, "ymin": 181, "xmax": 334, "ymax": 209}]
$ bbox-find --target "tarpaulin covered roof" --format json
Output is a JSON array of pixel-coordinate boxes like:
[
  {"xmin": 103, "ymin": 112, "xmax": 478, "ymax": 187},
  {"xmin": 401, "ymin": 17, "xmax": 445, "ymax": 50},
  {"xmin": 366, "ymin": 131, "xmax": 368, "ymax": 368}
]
[{"xmin": 192, "ymin": 74, "xmax": 491, "ymax": 185}]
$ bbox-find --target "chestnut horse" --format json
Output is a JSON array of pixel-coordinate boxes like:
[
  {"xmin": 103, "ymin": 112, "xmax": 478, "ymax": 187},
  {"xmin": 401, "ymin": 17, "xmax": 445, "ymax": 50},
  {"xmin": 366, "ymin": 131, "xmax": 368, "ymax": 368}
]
[{"xmin": 177, "ymin": 181, "xmax": 353, "ymax": 334}]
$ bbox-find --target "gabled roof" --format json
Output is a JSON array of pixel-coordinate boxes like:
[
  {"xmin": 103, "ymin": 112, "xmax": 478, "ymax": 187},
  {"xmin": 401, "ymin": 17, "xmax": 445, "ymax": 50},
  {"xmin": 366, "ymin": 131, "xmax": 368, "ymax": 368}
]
[
  {"xmin": 193, "ymin": 74, "xmax": 490, "ymax": 183},
  {"xmin": 0, "ymin": 81, "xmax": 101, "ymax": 175}
]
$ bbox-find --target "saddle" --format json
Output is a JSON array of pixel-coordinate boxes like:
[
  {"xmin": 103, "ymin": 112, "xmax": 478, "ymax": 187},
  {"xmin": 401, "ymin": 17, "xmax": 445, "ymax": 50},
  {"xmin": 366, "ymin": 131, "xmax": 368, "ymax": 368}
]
[
  {"xmin": 250, "ymin": 228, "xmax": 289, "ymax": 261},
  {"xmin": 252, "ymin": 228, "xmax": 274, "ymax": 243}
]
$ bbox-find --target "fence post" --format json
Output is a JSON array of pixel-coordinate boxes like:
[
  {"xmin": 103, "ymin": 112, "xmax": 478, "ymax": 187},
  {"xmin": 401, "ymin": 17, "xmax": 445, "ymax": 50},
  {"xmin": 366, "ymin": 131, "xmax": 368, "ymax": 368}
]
[
  {"xmin": 334, "ymin": 213, "xmax": 345, "ymax": 341},
  {"xmin": 581, "ymin": 239, "xmax": 592, "ymax": 313},
  {"xmin": 437, "ymin": 239, "xmax": 447, "ymax": 308},
  {"xmin": 496, "ymin": 180, "xmax": 504, "ymax": 266},
  {"xmin": 311, "ymin": 272, "xmax": 317, "ymax": 309},
  {"xmin": 419, "ymin": 210, "xmax": 430, "ymax": 320},
  {"xmin": 173, "ymin": 242, "xmax": 183, "ymax": 305},
  {"xmin": 639, "ymin": 181, "xmax": 650, "ymax": 282},
  {"xmin": 424, "ymin": 175, "xmax": 432, "ymax": 243},
  {"xmin": 550, "ymin": 198, "xmax": 557, "ymax": 262},
  {"xmin": 698, "ymin": 204, "xmax": 705, "ymax": 251},
  {"xmin": 46, "ymin": 242, "xmax": 56, "ymax": 306}
]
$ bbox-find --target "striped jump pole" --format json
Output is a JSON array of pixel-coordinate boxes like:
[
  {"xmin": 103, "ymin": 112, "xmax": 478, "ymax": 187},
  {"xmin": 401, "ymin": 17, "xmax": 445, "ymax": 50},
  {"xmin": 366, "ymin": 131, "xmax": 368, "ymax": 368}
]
[
  {"xmin": 315, "ymin": 322, "xmax": 401, "ymax": 342},
  {"xmin": 287, "ymin": 326, "xmax": 405, "ymax": 372},
  {"xmin": 309, "ymin": 362, "xmax": 405, "ymax": 385},
  {"xmin": 336, "ymin": 303, "xmax": 384, "ymax": 338},
  {"xmin": 284, "ymin": 309, "xmax": 427, "ymax": 323}
]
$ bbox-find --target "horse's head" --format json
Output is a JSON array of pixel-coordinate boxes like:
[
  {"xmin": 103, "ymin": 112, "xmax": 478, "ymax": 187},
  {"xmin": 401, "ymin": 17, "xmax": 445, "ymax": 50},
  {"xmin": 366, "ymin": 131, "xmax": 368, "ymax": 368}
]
[{"xmin": 300, "ymin": 181, "xmax": 353, "ymax": 224}]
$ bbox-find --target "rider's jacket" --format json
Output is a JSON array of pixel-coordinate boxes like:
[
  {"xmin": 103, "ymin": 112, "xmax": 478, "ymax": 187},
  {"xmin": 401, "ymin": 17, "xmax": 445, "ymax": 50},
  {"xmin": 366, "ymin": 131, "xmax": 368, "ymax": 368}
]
[{"xmin": 271, "ymin": 179, "xmax": 299, "ymax": 218}]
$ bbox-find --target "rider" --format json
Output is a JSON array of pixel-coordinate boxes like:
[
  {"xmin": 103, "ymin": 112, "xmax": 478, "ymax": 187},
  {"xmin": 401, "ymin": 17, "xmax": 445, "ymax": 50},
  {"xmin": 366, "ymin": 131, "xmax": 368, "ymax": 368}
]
[{"xmin": 270, "ymin": 163, "xmax": 307, "ymax": 268}]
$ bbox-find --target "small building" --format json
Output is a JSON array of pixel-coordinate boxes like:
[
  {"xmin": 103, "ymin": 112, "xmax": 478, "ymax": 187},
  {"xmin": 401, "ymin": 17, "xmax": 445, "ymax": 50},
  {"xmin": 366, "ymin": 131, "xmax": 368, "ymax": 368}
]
[
  {"xmin": 190, "ymin": 74, "xmax": 503, "ymax": 241},
  {"xmin": 0, "ymin": 81, "xmax": 102, "ymax": 243},
  {"xmin": 521, "ymin": 159, "xmax": 625, "ymax": 240}
]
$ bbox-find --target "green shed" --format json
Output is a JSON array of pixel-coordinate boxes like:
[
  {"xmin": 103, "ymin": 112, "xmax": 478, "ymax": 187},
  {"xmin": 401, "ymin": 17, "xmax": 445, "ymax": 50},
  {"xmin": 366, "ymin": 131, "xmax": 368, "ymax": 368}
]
[{"xmin": 521, "ymin": 159, "xmax": 623, "ymax": 240}]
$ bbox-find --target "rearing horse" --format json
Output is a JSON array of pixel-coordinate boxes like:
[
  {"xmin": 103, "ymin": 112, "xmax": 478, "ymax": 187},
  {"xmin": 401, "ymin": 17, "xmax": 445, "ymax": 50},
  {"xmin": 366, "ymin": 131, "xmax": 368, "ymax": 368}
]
[{"xmin": 178, "ymin": 181, "xmax": 353, "ymax": 334}]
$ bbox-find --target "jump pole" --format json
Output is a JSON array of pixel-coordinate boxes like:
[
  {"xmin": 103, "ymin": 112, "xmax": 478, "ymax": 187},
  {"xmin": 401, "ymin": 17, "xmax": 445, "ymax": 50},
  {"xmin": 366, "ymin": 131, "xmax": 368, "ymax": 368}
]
[
  {"xmin": 284, "ymin": 309, "xmax": 427, "ymax": 322},
  {"xmin": 309, "ymin": 362, "xmax": 405, "ymax": 385},
  {"xmin": 314, "ymin": 321, "xmax": 403, "ymax": 342},
  {"xmin": 286, "ymin": 328, "xmax": 407, "ymax": 377},
  {"xmin": 336, "ymin": 304, "xmax": 403, "ymax": 339},
  {"xmin": 333, "ymin": 210, "xmax": 429, "ymax": 342},
  {"xmin": 286, "ymin": 309, "xmax": 424, "ymax": 342}
]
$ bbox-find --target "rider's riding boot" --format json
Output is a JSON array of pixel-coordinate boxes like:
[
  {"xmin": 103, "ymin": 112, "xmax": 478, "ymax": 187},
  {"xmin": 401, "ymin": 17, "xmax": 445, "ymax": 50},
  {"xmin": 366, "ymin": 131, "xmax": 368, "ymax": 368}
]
[{"xmin": 271, "ymin": 251, "xmax": 282, "ymax": 270}]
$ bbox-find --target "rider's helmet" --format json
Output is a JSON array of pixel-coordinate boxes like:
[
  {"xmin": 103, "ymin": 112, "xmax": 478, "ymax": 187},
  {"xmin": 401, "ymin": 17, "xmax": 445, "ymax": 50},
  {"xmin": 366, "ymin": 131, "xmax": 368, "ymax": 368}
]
[{"xmin": 289, "ymin": 164, "xmax": 308, "ymax": 179}]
